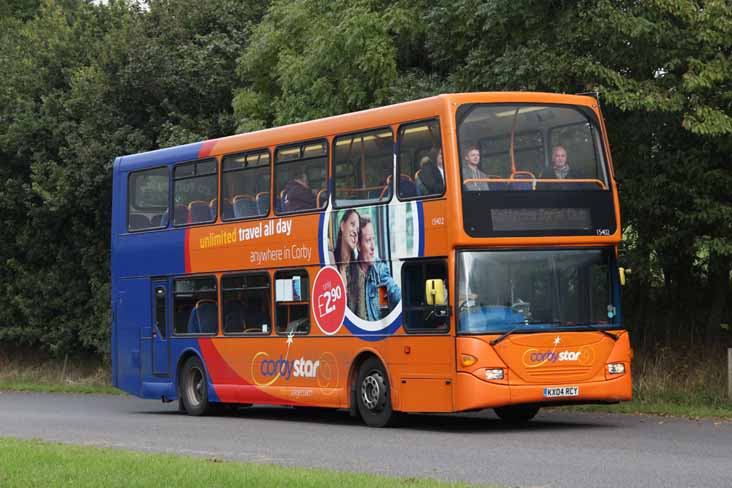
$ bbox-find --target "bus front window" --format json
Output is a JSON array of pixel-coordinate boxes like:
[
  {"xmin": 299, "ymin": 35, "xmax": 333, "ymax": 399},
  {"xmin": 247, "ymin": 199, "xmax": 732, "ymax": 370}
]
[
  {"xmin": 457, "ymin": 104, "xmax": 608, "ymax": 190},
  {"xmin": 457, "ymin": 249, "xmax": 620, "ymax": 334}
]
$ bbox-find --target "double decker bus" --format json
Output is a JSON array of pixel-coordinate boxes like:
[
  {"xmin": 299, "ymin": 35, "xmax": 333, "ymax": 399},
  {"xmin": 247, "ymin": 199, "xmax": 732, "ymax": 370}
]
[{"xmin": 111, "ymin": 92, "xmax": 632, "ymax": 426}]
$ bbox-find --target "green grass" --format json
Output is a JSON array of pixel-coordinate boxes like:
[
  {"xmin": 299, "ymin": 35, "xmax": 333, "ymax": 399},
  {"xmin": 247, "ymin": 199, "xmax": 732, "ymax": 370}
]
[
  {"xmin": 0, "ymin": 438, "xmax": 494, "ymax": 488},
  {"xmin": 0, "ymin": 382, "xmax": 122, "ymax": 395},
  {"xmin": 0, "ymin": 352, "xmax": 119, "ymax": 395},
  {"xmin": 561, "ymin": 347, "xmax": 732, "ymax": 420}
]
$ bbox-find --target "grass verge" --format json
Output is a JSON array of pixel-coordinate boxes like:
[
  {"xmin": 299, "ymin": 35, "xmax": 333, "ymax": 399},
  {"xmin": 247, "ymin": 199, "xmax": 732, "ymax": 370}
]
[
  {"xmin": 0, "ymin": 437, "xmax": 493, "ymax": 488},
  {"xmin": 564, "ymin": 347, "xmax": 732, "ymax": 420},
  {"xmin": 0, "ymin": 350, "xmax": 119, "ymax": 395}
]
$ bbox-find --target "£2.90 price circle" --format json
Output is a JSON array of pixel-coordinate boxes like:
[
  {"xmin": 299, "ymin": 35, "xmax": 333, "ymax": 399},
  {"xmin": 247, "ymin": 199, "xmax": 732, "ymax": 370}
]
[{"xmin": 312, "ymin": 266, "xmax": 346, "ymax": 335}]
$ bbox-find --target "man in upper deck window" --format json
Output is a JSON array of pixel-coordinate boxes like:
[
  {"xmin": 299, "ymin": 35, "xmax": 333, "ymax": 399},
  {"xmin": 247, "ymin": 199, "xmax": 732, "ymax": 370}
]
[
  {"xmin": 541, "ymin": 145, "xmax": 575, "ymax": 180},
  {"xmin": 461, "ymin": 145, "xmax": 490, "ymax": 191}
]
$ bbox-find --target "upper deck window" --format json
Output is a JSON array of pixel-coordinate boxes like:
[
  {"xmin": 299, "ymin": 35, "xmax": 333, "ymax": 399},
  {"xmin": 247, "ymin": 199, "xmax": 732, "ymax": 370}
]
[
  {"xmin": 221, "ymin": 150, "xmax": 270, "ymax": 220},
  {"xmin": 275, "ymin": 140, "xmax": 328, "ymax": 214},
  {"xmin": 397, "ymin": 119, "xmax": 445, "ymax": 199},
  {"xmin": 173, "ymin": 158, "xmax": 217, "ymax": 226},
  {"xmin": 458, "ymin": 104, "xmax": 608, "ymax": 191},
  {"xmin": 128, "ymin": 166, "xmax": 169, "ymax": 231},
  {"xmin": 333, "ymin": 128, "xmax": 393, "ymax": 208},
  {"xmin": 457, "ymin": 104, "xmax": 616, "ymax": 237}
]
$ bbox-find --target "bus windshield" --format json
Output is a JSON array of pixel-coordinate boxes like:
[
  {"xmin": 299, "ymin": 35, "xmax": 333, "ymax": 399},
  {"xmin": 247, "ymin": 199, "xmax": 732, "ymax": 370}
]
[
  {"xmin": 457, "ymin": 104, "xmax": 608, "ymax": 191},
  {"xmin": 457, "ymin": 249, "xmax": 620, "ymax": 334}
]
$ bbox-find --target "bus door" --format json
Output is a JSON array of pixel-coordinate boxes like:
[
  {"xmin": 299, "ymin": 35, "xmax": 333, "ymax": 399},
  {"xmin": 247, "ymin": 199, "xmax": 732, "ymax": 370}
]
[{"xmin": 151, "ymin": 280, "xmax": 170, "ymax": 376}]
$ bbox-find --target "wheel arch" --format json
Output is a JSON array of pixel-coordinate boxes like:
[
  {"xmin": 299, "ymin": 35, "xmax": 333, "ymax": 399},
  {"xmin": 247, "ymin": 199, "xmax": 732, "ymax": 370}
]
[
  {"xmin": 175, "ymin": 348, "xmax": 206, "ymax": 399},
  {"xmin": 347, "ymin": 348, "xmax": 393, "ymax": 415}
]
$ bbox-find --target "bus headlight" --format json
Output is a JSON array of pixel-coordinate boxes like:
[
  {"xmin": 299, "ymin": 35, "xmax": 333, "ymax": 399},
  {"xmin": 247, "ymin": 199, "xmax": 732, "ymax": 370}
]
[
  {"xmin": 485, "ymin": 368, "xmax": 505, "ymax": 380},
  {"xmin": 607, "ymin": 363, "xmax": 625, "ymax": 375}
]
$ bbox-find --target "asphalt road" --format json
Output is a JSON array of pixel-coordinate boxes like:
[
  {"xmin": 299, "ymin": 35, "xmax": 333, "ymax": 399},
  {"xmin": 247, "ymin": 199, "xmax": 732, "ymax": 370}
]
[{"xmin": 0, "ymin": 392, "xmax": 730, "ymax": 487}]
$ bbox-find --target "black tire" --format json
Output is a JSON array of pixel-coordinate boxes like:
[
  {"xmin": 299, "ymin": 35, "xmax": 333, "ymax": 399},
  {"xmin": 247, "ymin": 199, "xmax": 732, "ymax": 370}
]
[
  {"xmin": 180, "ymin": 356, "xmax": 211, "ymax": 416},
  {"xmin": 494, "ymin": 405, "xmax": 540, "ymax": 424},
  {"xmin": 356, "ymin": 357, "xmax": 399, "ymax": 427}
]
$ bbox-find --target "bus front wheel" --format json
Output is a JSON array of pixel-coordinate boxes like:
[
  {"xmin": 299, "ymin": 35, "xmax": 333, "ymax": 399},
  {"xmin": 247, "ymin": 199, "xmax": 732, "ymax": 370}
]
[
  {"xmin": 494, "ymin": 405, "xmax": 540, "ymax": 424},
  {"xmin": 180, "ymin": 356, "xmax": 211, "ymax": 416},
  {"xmin": 356, "ymin": 357, "xmax": 399, "ymax": 427}
]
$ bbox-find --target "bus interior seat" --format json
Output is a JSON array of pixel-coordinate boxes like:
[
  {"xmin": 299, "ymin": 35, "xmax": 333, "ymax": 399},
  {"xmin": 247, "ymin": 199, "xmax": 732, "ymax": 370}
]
[
  {"xmin": 233, "ymin": 195, "xmax": 257, "ymax": 218},
  {"xmin": 209, "ymin": 199, "xmax": 217, "ymax": 220},
  {"xmin": 221, "ymin": 199, "xmax": 234, "ymax": 220},
  {"xmin": 149, "ymin": 209, "xmax": 168, "ymax": 227},
  {"xmin": 398, "ymin": 173, "xmax": 417, "ymax": 198},
  {"xmin": 128, "ymin": 214, "xmax": 150, "ymax": 230},
  {"xmin": 223, "ymin": 300, "xmax": 244, "ymax": 333},
  {"xmin": 510, "ymin": 171, "xmax": 536, "ymax": 191},
  {"xmin": 485, "ymin": 175, "xmax": 508, "ymax": 191},
  {"xmin": 188, "ymin": 200, "xmax": 211, "ymax": 223},
  {"xmin": 188, "ymin": 299, "xmax": 218, "ymax": 334},
  {"xmin": 173, "ymin": 204, "xmax": 189, "ymax": 225},
  {"xmin": 255, "ymin": 192, "xmax": 270, "ymax": 215}
]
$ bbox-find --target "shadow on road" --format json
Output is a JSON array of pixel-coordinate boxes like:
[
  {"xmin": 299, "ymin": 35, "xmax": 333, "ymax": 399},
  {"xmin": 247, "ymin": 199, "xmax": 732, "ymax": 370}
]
[{"xmin": 140, "ymin": 404, "xmax": 618, "ymax": 433}]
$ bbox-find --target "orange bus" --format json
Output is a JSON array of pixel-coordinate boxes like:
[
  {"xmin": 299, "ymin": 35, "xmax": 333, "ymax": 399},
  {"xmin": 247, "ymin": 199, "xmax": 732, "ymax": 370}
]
[{"xmin": 111, "ymin": 92, "xmax": 632, "ymax": 426}]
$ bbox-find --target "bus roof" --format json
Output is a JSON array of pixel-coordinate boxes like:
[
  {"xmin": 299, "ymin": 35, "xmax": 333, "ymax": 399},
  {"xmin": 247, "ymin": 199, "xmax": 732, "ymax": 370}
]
[{"xmin": 115, "ymin": 92, "xmax": 600, "ymax": 173}]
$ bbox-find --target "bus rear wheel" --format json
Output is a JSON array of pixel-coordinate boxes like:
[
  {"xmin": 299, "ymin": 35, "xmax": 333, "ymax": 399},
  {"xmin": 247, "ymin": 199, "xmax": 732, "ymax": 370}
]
[
  {"xmin": 356, "ymin": 357, "xmax": 399, "ymax": 427},
  {"xmin": 180, "ymin": 356, "xmax": 211, "ymax": 416},
  {"xmin": 494, "ymin": 405, "xmax": 540, "ymax": 424}
]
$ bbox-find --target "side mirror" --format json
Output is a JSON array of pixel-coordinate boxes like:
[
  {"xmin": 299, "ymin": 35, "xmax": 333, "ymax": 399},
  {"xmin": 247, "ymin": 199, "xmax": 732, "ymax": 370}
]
[
  {"xmin": 425, "ymin": 279, "xmax": 447, "ymax": 306},
  {"xmin": 619, "ymin": 267, "xmax": 631, "ymax": 286}
]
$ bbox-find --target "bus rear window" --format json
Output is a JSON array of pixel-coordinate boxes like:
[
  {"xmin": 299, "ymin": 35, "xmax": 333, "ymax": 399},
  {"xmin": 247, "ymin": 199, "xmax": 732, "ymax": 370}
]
[{"xmin": 128, "ymin": 167, "xmax": 169, "ymax": 231}]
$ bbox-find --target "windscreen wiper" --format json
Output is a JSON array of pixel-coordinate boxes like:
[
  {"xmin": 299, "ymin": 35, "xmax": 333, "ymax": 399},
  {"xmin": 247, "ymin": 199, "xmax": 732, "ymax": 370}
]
[
  {"xmin": 490, "ymin": 321, "xmax": 619, "ymax": 346},
  {"xmin": 489, "ymin": 321, "xmax": 561, "ymax": 346},
  {"xmin": 557, "ymin": 321, "xmax": 619, "ymax": 341}
]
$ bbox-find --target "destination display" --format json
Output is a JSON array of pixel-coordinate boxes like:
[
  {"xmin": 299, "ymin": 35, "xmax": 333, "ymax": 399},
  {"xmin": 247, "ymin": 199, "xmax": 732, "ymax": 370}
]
[{"xmin": 491, "ymin": 207, "xmax": 592, "ymax": 231}]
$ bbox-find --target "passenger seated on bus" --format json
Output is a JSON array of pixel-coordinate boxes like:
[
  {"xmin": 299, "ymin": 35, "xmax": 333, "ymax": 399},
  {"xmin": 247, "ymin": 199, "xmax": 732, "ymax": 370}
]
[
  {"xmin": 284, "ymin": 170, "xmax": 317, "ymax": 212},
  {"xmin": 540, "ymin": 146, "xmax": 574, "ymax": 180},
  {"xmin": 415, "ymin": 152, "xmax": 445, "ymax": 196},
  {"xmin": 461, "ymin": 146, "xmax": 490, "ymax": 191}
]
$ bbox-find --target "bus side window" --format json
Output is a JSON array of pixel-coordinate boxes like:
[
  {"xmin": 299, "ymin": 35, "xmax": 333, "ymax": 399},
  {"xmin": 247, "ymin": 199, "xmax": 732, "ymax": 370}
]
[
  {"xmin": 173, "ymin": 158, "xmax": 217, "ymax": 226},
  {"xmin": 401, "ymin": 259, "xmax": 449, "ymax": 333},
  {"xmin": 274, "ymin": 269, "xmax": 310, "ymax": 335},
  {"xmin": 173, "ymin": 276, "xmax": 218, "ymax": 335},
  {"xmin": 274, "ymin": 140, "xmax": 328, "ymax": 215},
  {"xmin": 221, "ymin": 150, "xmax": 271, "ymax": 221},
  {"xmin": 333, "ymin": 127, "xmax": 394, "ymax": 208},
  {"xmin": 221, "ymin": 273, "xmax": 271, "ymax": 335},
  {"xmin": 128, "ymin": 166, "xmax": 169, "ymax": 231},
  {"xmin": 397, "ymin": 119, "xmax": 445, "ymax": 200}
]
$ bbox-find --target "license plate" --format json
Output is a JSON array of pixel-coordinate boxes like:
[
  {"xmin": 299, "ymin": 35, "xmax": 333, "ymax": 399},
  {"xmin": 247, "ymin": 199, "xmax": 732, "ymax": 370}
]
[{"xmin": 544, "ymin": 386, "xmax": 579, "ymax": 398}]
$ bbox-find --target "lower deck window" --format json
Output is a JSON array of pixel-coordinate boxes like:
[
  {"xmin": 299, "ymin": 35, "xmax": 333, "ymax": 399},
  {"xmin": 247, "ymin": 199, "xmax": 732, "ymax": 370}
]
[
  {"xmin": 275, "ymin": 269, "xmax": 310, "ymax": 334},
  {"xmin": 173, "ymin": 276, "xmax": 218, "ymax": 335}
]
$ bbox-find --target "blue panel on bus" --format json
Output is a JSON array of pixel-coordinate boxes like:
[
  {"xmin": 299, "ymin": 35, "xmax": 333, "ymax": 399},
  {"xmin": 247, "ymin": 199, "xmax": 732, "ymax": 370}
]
[
  {"xmin": 116, "ymin": 228, "xmax": 187, "ymax": 278},
  {"xmin": 117, "ymin": 142, "xmax": 205, "ymax": 173}
]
